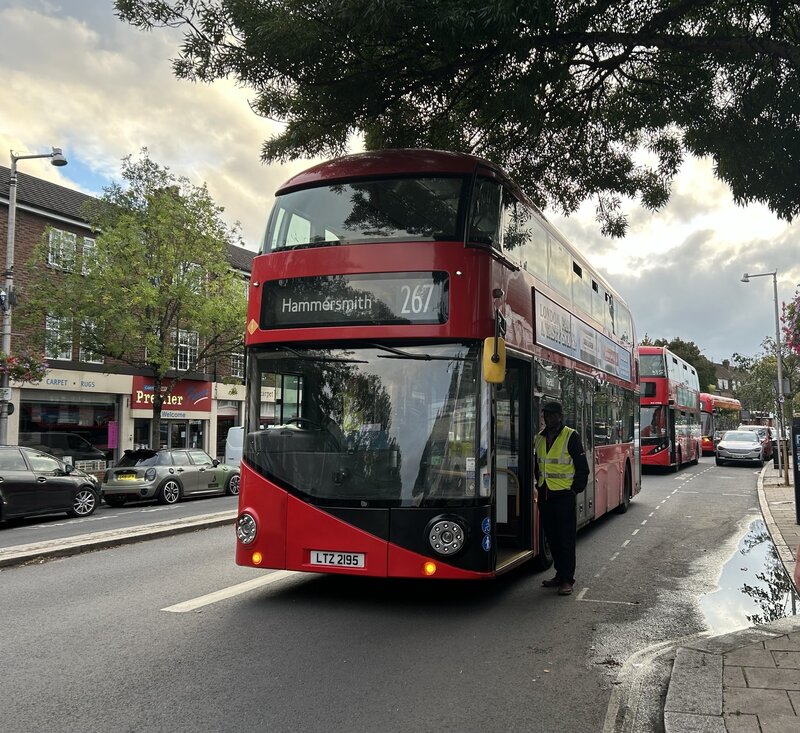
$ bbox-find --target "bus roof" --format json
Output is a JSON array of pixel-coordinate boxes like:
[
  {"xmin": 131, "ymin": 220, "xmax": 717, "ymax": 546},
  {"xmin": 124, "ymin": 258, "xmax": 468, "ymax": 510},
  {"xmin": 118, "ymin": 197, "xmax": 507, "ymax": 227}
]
[
  {"xmin": 699, "ymin": 392, "xmax": 742, "ymax": 410},
  {"xmin": 276, "ymin": 149, "xmax": 498, "ymax": 194}
]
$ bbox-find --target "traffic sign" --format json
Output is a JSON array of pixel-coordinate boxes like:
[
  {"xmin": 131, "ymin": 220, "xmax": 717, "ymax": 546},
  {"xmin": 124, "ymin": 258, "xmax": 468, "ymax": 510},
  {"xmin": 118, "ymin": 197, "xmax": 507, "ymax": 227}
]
[{"xmin": 0, "ymin": 387, "xmax": 11, "ymax": 401}]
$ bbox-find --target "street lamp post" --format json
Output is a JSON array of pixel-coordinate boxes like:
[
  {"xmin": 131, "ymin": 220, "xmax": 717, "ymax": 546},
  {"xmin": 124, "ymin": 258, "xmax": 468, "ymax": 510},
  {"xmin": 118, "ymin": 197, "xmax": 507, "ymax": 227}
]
[
  {"xmin": 1, "ymin": 147, "xmax": 68, "ymax": 445},
  {"xmin": 741, "ymin": 270, "xmax": 790, "ymax": 486}
]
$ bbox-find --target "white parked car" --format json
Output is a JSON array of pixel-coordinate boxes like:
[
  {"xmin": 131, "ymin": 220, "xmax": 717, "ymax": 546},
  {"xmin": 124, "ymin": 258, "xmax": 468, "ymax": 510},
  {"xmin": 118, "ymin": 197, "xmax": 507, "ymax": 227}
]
[{"xmin": 716, "ymin": 430, "xmax": 765, "ymax": 467}]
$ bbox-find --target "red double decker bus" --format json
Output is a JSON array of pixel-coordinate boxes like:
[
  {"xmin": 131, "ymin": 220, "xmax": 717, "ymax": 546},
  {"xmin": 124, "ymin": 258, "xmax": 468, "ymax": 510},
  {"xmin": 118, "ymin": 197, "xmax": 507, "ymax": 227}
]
[
  {"xmin": 699, "ymin": 393, "xmax": 742, "ymax": 455},
  {"xmin": 639, "ymin": 346, "xmax": 701, "ymax": 470},
  {"xmin": 236, "ymin": 149, "xmax": 640, "ymax": 579}
]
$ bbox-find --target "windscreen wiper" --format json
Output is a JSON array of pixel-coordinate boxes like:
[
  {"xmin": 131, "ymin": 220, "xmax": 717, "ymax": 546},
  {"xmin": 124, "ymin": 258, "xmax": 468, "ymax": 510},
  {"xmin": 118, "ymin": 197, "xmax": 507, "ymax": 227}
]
[
  {"xmin": 278, "ymin": 345, "xmax": 367, "ymax": 364},
  {"xmin": 367, "ymin": 343, "xmax": 468, "ymax": 361}
]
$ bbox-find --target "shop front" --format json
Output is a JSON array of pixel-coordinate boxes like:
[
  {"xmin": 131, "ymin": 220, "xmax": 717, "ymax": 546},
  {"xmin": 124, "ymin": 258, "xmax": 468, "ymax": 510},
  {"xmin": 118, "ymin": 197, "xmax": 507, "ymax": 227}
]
[
  {"xmin": 130, "ymin": 377, "xmax": 213, "ymax": 452},
  {"xmin": 14, "ymin": 371, "xmax": 132, "ymax": 471}
]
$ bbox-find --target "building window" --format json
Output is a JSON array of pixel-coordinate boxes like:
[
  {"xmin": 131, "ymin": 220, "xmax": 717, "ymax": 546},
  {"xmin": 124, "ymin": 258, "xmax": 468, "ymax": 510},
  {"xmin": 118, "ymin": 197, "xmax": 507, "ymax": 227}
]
[
  {"xmin": 171, "ymin": 330, "xmax": 198, "ymax": 371},
  {"xmin": 231, "ymin": 352, "xmax": 244, "ymax": 379},
  {"xmin": 48, "ymin": 229, "xmax": 77, "ymax": 270},
  {"xmin": 45, "ymin": 315, "xmax": 73, "ymax": 360},
  {"xmin": 183, "ymin": 262, "xmax": 204, "ymax": 293},
  {"xmin": 79, "ymin": 319, "xmax": 104, "ymax": 364},
  {"xmin": 81, "ymin": 237, "xmax": 96, "ymax": 275}
]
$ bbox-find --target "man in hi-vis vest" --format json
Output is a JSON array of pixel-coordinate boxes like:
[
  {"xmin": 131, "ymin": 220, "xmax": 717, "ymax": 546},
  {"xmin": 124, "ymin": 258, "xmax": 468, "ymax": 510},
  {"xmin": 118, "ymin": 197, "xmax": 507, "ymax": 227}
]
[{"xmin": 535, "ymin": 401, "xmax": 589, "ymax": 596}]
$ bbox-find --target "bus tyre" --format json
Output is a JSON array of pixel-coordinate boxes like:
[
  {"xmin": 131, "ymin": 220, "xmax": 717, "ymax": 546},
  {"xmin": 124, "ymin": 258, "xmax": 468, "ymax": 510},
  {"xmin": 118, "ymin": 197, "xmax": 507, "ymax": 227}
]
[
  {"xmin": 672, "ymin": 449, "xmax": 682, "ymax": 473},
  {"xmin": 616, "ymin": 469, "xmax": 632, "ymax": 514},
  {"xmin": 531, "ymin": 529, "xmax": 553, "ymax": 572},
  {"xmin": 715, "ymin": 457, "xmax": 723, "ymax": 467},
  {"xmin": 157, "ymin": 479, "xmax": 182, "ymax": 505},
  {"xmin": 690, "ymin": 443, "xmax": 700, "ymax": 465}
]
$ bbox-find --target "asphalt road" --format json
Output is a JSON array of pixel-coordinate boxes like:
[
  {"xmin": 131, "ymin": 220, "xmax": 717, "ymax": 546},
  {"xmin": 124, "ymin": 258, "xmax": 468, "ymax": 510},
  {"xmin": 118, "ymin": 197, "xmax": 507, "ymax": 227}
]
[{"xmin": 0, "ymin": 456, "xmax": 767, "ymax": 733}]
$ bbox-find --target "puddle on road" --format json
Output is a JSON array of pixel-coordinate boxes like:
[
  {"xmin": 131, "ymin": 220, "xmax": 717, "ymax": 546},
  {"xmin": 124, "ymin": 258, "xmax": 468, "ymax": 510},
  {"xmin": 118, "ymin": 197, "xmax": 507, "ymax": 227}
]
[{"xmin": 700, "ymin": 518, "xmax": 799, "ymax": 635}]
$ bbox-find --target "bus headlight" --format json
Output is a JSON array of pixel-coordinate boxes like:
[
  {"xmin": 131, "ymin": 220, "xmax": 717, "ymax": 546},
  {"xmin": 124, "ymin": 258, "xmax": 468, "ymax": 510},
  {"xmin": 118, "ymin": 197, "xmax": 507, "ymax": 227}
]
[
  {"xmin": 428, "ymin": 516, "xmax": 466, "ymax": 556},
  {"xmin": 236, "ymin": 513, "xmax": 257, "ymax": 544}
]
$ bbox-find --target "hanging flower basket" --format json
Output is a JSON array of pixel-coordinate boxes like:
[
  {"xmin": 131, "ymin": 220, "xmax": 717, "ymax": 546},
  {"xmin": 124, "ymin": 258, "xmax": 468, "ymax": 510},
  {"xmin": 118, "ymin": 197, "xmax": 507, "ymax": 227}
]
[{"xmin": 0, "ymin": 352, "xmax": 49, "ymax": 384}]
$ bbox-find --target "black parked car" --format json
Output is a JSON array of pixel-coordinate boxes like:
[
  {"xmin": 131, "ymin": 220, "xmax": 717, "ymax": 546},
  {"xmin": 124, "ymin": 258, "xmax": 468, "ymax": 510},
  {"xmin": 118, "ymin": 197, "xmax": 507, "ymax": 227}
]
[{"xmin": 0, "ymin": 446, "xmax": 100, "ymax": 522}]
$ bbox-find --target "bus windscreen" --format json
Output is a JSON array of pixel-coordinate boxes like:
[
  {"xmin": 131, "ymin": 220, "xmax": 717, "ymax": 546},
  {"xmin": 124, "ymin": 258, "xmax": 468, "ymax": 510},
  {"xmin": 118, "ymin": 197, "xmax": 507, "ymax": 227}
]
[
  {"xmin": 264, "ymin": 177, "xmax": 465, "ymax": 251},
  {"xmin": 246, "ymin": 344, "xmax": 481, "ymax": 507}
]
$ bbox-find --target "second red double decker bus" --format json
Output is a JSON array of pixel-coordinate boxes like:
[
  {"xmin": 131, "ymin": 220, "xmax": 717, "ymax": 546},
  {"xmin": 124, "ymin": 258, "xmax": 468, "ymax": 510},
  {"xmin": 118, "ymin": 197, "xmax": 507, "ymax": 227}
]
[
  {"xmin": 236, "ymin": 149, "xmax": 640, "ymax": 579},
  {"xmin": 639, "ymin": 345, "xmax": 701, "ymax": 470}
]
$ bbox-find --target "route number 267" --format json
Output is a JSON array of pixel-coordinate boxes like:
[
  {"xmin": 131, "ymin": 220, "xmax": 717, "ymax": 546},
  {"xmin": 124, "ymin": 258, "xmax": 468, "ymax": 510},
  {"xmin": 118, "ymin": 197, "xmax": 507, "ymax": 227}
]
[{"xmin": 400, "ymin": 284, "xmax": 434, "ymax": 314}]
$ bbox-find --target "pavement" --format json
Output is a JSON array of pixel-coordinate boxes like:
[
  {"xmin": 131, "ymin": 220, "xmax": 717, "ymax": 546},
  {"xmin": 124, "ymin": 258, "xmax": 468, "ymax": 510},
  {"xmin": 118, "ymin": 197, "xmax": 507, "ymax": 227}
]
[{"xmin": 664, "ymin": 462, "xmax": 800, "ymax": 733}]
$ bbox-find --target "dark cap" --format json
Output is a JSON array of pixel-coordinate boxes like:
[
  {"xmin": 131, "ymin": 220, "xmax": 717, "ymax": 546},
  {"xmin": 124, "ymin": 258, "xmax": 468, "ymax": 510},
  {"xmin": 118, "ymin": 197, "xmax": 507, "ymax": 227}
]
[{"xmin": 542, "ymin": 401, "xmax": 563, "ymax": 414}]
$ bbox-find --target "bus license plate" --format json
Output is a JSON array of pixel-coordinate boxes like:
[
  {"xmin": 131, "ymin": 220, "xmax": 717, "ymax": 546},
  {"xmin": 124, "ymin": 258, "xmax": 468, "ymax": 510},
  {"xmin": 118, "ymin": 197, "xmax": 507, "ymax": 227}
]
[{"xmin": 309, "ymin": 550, "xmax": 365, "ymax": 568}]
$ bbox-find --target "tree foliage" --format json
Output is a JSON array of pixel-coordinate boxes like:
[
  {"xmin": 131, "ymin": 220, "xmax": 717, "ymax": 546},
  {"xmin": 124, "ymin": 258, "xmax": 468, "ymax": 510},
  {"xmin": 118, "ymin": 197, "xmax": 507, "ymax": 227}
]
[
  {"xmin": 21, "ymin": 151, "xmax": 248, "ymax": 446},
  {"xmin": 732, "ymin": 337, "xmax": 800, "ymax": 417},
  {"xmin": 651, "ymin": 337, "xmax": 717, "ymax": 392},
  {"xmin": 115, "ymin": 0, "xmax": 800, "ymax": 236}
]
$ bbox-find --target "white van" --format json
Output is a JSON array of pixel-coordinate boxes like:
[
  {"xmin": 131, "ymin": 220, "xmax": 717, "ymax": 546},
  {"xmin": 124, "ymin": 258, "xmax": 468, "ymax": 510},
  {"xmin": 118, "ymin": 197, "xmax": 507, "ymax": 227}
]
[{"xmin": 224, "ymin": 426, "xmax": 244, "ymax": 465}]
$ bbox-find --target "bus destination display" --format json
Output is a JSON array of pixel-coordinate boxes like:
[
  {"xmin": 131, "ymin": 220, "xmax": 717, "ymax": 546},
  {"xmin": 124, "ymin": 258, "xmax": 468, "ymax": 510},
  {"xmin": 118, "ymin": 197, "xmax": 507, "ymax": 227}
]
[{"xmin": 261, "ymin": 272, "xmax": 449, "ymax": 328}]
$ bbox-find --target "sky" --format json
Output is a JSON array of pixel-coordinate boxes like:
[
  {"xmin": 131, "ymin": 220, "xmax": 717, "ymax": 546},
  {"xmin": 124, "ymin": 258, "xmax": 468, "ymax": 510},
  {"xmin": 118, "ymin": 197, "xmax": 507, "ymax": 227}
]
[{"xmin": 2, "ymin": 0, "xmax": 799, "ymax": 365}]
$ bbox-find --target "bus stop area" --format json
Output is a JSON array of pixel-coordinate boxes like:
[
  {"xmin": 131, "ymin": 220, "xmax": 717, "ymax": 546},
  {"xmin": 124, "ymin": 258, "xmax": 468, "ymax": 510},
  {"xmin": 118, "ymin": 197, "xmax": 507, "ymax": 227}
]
[{"xmin": 663, "ymin": 463, "xmax": 800, "ymax": 733}]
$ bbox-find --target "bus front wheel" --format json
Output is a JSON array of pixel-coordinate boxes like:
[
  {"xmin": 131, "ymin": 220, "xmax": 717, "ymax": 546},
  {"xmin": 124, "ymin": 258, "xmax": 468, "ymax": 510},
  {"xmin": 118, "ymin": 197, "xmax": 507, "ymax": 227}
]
[
  {"xmin": 531, "ymin": 528, "xmax": 553, "ymax": 572},
  {"xmin": 672, "ymin": 449, "xmax": 682, "ymax": 473}
]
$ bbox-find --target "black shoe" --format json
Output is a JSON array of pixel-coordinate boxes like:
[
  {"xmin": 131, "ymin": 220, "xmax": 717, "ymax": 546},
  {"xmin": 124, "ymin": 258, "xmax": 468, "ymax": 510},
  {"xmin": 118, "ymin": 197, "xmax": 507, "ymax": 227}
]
[
  {"xmin": 541, "ymin": 576, "xmax": 561, "ymax": 588},
  {"xmin": 558, "ymin": 583, "xmax": 574, "ymax": 596}
]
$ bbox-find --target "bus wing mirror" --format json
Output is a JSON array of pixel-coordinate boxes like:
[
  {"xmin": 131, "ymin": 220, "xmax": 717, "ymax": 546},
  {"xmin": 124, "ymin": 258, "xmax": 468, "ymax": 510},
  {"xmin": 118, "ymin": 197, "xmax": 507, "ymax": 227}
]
[{"xmin": 483, "ymin": 336, "xmax": 506, "ymax": 383}]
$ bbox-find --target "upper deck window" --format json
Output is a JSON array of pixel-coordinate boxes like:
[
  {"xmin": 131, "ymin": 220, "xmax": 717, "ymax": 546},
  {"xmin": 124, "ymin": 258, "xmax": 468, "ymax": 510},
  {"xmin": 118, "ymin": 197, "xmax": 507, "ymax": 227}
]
[
  {"xmin": 640, "ymin": 353, "xmax": 666, "ymax": 377},
  {"xmin": 263, "ymin": 176, "xmax": 464, "ymax": 252}
]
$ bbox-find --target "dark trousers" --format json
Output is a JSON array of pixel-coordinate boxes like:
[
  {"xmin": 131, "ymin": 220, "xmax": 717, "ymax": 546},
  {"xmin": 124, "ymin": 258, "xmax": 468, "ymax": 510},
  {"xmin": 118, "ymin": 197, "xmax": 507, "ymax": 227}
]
[{"xmin": 539, "ymin": 488, "xmax": 577, "ymax": 585}]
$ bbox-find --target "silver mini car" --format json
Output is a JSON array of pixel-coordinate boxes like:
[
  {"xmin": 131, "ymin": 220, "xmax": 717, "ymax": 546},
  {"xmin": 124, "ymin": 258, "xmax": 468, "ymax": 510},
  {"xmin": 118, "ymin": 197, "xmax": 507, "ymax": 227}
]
[{"xmin": 102, "ymin": 448, "xmax": 240, "ymax": 507}]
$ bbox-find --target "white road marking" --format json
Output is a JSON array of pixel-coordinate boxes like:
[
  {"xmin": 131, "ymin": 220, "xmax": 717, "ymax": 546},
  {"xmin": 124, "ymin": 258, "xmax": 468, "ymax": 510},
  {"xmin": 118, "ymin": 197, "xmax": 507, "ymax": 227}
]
[
  {"xmin": 641, "ymin": 520, "xmax": 648, "ymax": 525},
  {"xmin": 609, "ymin": 552, "xmax": 619, "ymax": 561},
  {"xmin": 621, "ymin": 540, "xmax": 630, "ymax": 547},
  {"xmin": 632, "ymin": 529, "xmax": 640, "ymax": 536},
  {"xmin": 577, "ymin": 592, "xmax": 637, "ymax": 606},
  {"xmin": 162, "ymin": 570, "xmax": 296, "ymax": 612}
]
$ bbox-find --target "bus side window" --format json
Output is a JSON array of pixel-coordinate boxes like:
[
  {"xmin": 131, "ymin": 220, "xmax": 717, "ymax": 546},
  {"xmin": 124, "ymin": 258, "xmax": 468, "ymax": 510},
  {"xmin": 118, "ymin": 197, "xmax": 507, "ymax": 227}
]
[
  {"xmin": 500, "ymin": 189, "xmax": 525, "ymax": 264},
  {"xmin": 469, "ymin": 178, "xmax": 502, "ymax": 247},
  {"xmin": 547, "ymin": 234, "xmax": 572, "ymax": 299},
  {"xmin": 521, "ymin": 214, "xmax": 548, "ymax": 281}
]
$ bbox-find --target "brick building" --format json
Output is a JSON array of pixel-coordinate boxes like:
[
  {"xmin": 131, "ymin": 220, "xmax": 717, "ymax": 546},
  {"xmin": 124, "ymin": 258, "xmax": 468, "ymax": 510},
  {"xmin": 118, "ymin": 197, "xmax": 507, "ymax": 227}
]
[{"xmin": 0, "ymin": 165, "xmax": 254, "ymax": 467}]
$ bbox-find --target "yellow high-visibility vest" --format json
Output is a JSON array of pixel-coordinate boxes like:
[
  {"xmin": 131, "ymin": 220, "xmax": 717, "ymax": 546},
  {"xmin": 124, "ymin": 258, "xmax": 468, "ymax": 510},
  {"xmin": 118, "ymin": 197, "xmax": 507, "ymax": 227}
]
[{"xmin": 535, "ymin": 426, "xmax": 576, "ymax": 491}]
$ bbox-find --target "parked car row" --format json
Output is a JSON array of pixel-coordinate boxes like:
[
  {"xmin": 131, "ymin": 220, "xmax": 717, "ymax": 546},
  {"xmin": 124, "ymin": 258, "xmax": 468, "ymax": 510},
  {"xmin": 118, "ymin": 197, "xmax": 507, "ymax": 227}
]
[{"xmin": 0, "ymin": 446, "xmax": 240, "ymax": 523}]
